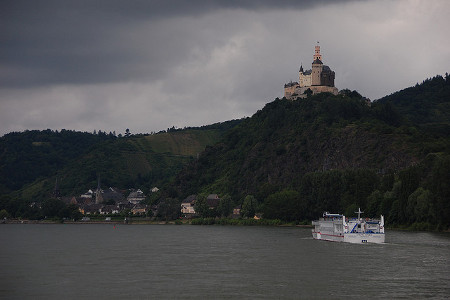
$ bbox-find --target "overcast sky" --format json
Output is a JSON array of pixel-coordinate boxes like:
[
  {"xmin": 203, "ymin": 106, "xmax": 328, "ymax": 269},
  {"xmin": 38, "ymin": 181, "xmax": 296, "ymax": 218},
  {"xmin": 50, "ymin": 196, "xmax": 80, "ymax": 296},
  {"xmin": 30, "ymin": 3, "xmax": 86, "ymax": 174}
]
[{"xmin": 1, "ymin": 0, "xmax": 449, "ymax": 136}]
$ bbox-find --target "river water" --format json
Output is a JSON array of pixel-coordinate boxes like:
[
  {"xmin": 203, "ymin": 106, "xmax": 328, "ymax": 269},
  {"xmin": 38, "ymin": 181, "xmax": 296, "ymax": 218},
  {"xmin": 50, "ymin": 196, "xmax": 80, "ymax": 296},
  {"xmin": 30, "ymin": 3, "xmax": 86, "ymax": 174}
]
[{"xmin": 0, "ymin": 224, "xmax": 449, "ymax": 299}]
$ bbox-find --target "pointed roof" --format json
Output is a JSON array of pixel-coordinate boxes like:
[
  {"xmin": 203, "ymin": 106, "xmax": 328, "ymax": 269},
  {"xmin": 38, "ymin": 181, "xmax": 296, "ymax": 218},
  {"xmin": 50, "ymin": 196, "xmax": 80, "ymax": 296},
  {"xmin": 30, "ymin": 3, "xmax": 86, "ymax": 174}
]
[
  {"xmin": 182, "ymin": 194, "xmax": 197, "ymax": 204},
  {"xmin": 312, "ymin": 58, "xmax": 323, "ymax": 65},
  {"xmin": 299, "ymin": 64, "xmax": 304, "ymax": 72}
]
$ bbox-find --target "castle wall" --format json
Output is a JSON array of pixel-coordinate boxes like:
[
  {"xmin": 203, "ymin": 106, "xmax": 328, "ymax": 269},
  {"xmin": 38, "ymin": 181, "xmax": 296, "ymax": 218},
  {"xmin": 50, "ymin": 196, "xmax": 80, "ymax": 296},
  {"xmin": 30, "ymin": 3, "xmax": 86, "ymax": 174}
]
[
  {"xmin": 284, "ymin": 84, "xmax": 298, "ymax": 98},
  {"xmin": 308, "ymin": 85, "xmax": 338, "ymax": 95},
  {"xmin": 299, "ymin": 73, "xmax": 312, "ymax": 87},
  {"xmin": 320, "ymin": 69, "xmax": 335, "ymax": 87},
  {"xmin": 284, "ymin": 85, "xmax": 338, "ymax": 100}
]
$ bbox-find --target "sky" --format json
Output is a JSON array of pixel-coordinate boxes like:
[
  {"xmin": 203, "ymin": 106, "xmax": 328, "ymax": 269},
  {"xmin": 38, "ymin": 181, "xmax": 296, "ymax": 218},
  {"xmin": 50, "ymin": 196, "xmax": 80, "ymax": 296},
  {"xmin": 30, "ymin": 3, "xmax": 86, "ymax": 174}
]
[{"xmin": 1, "ymin": 0, "xmax": 449, "ymax": 137}]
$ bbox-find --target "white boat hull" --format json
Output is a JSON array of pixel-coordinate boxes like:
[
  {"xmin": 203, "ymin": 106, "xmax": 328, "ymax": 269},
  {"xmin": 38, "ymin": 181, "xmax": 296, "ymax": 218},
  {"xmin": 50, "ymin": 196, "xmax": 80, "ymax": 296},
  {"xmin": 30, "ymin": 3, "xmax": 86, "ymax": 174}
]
[
  {"xmin": 312, "ymin": 232, "xmax": 385, "ymax": 244},
  {"xmin": 312, "ymin": 231, "xmax": 344, "ymax": 242},
  {"xmin": 344, "ymin": 233, "xmax": 385, "ymax": 244}
]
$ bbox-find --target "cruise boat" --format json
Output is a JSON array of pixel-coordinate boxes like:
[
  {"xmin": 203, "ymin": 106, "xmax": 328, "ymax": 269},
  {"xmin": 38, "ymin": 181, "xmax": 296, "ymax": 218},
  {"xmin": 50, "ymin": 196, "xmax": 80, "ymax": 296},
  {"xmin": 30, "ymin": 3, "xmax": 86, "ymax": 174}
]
[{"xmin": 312, "ymin": 208, "xmax": 385, "ymax": 244}]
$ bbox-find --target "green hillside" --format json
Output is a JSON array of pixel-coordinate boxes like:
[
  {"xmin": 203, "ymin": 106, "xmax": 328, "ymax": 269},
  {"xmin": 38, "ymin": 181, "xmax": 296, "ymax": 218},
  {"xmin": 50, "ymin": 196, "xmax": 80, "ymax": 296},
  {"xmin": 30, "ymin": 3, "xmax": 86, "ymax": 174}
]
[
  {"xmin": 175, "ymin": 75, "xmax": 450, "ymax": 228},
  {"xmin": 378, "ymin": 75, "xmax": 450, "ymax": 128},
  {"xmin": 0, "ymin": 129, "xmax": 114, "ymax": 194},
  {"xmin": 0, "ymin": 121, "xmax": 240, "ymax": 205},
  {"xmin": 143, "ymin": 130, "xmax": 223, "ymax": 156},
  {"xmin": 55, "ymin": 129, "xmax": 227, "ymax": 196}
]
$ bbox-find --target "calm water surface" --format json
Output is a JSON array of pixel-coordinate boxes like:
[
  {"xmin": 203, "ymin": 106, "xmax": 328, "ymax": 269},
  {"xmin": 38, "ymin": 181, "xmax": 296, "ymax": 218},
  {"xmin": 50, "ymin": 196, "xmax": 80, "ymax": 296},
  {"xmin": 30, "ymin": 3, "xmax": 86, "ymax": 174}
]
[{"xmin": 0, "ymin": 224, "xmax": 449, "ymax": 299}]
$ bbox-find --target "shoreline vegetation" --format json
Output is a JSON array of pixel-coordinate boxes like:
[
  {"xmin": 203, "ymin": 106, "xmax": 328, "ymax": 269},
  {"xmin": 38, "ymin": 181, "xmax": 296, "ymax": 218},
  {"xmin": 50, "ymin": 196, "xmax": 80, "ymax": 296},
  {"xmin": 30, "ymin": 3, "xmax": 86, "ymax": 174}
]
[{"xmin": 2, "ymin": 218, "xmax": 447, "ymax": 232}]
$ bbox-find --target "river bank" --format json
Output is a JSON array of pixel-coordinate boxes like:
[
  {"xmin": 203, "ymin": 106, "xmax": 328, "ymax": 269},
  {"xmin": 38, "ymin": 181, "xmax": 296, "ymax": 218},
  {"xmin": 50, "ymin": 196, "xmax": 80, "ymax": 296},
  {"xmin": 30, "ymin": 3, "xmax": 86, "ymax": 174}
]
[
  {"xmin": 2, "ymin": 218, "xmax": 448, "ymax": 231},
  {"xmin": 1, "ymin": 217, "xmax": 312, "ymax": 227}
]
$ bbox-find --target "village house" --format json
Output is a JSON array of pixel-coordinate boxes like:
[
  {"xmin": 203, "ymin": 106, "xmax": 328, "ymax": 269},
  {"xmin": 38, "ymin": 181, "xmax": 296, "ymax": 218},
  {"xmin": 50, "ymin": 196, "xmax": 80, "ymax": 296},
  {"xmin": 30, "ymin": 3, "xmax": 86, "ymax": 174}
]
[
  {"xmin": 102, "ymin": 187, "xmax": 125, "ymax": 202},
  {"xmin": 99, "ymin": 205, "xmax": 120, "ymax": 215},
  {"xmin": 131, "ymin": 204, "xmax": 148, "ymax": 215},
  {"xmin": 80, "ymin": 204, "xmax": 102, "ymax": 215},
  {"xmin": 206, "ymin": 194, "xmax": 220, "ymax": 209},
  {"xmin": 127, "ymin": 189, "xmax": 146, "ymax": 204},
  {"xmin": 117, "ymin": 200, "xmax": 131, "ymax": 210},
  {"xmin": 80, "ymin": 189, "xmax": 94, "ymax": 199},
  {"xmin": 181, "ymin": 195, "xmax": 197, "ymax": 216},
  {"xmin": 232, "ymin": 205, "xmax": 242, "ymax": 218}
]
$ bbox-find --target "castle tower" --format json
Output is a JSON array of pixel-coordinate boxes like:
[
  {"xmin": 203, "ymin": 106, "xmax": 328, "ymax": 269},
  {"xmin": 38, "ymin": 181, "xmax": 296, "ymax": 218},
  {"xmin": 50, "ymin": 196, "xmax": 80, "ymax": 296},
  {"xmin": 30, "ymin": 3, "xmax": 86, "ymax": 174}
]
[
  {"xmin": 313, "ymin": 42, "xmax": 322, "ymax": 61},
  {"xmin": 311, "ymin": 58, "xmax": 323, "ymax": 86},
  {"xmin": 299, "ymin": 64, "xmax": 304, "ymax": 87}
]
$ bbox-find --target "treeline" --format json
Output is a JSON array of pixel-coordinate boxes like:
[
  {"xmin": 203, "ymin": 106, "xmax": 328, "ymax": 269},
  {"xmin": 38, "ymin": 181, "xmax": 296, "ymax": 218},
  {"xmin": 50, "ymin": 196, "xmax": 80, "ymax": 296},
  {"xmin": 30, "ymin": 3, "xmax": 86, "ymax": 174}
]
[
  {"xmin": 0, "ymin": 129, "xmax": 114, "ymax": 194},
  {"xmin": 0, "ymin": 197, "xmax": 81, "ymax": 221},
  {"xmin": 182, "ymin": 153, "xmax": 449, "ymax": 229},
  {"xmin": 378, "ymin": 73, "xmax": 450, "ymax": 126},
  {"xmin": 261, "ymin": 153, "xmax": 449, "ymax": 229}
]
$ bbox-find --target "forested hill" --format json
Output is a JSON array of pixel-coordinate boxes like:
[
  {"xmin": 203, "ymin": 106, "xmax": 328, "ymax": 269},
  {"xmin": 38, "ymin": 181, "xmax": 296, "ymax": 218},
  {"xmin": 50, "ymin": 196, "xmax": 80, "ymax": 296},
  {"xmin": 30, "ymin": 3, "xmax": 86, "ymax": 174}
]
[
  {"xmin": 175, "ymin": 75, "xmax": 450, "ymax": 228},
  {"xmin": 1, "ymin": 75, "xmax": 449, "ymax": 229},
  {"xmin": 377, "ymin": 74, "xmax": 450, "ymax": 135},
  {"xmin": 0, "ymin": 130, "xmax": 114, "ymax": 193},
  {"xmin": 0, "ymin": 120, "xmax": 241, "ymax": 201}
]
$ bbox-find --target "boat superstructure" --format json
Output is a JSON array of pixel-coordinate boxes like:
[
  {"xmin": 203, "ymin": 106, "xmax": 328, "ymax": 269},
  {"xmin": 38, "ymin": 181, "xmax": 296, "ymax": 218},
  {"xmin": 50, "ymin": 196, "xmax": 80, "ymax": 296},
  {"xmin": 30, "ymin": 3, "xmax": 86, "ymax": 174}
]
[{"xmin": 312, "ymin": 208, "xmax": 385, "ymax": 244}]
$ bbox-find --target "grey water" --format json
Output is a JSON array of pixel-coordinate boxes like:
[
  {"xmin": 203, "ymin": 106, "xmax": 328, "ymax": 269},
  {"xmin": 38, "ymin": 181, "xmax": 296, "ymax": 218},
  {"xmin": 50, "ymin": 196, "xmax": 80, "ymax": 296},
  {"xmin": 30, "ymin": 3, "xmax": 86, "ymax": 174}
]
[{"xmin": 0, "ymin": 224, "xmax": 449, "ymax": 299}]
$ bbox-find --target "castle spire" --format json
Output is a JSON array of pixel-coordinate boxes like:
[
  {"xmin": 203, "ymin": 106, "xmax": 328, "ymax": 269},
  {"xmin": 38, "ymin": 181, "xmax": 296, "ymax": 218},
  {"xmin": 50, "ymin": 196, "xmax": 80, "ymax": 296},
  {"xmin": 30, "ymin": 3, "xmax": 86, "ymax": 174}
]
[
  {"xmin": 95, "ymin": 175, "xmax": 103, "ymax": 204},
  {"xmin": 97, "ymin": 176, "xmax": 101, "ymax": 191},
  {"xmin": 313, "ymin": 41, "xmax": 322, "ymax": 62}
]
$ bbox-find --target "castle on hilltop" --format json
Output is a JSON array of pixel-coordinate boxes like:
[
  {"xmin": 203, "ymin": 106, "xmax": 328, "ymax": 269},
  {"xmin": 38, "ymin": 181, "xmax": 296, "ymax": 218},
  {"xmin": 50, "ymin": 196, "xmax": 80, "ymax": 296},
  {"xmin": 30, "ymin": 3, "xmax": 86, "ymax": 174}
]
[{"xmin": 284, "ymin": 43, "xmax": 338, "ymax": 99}]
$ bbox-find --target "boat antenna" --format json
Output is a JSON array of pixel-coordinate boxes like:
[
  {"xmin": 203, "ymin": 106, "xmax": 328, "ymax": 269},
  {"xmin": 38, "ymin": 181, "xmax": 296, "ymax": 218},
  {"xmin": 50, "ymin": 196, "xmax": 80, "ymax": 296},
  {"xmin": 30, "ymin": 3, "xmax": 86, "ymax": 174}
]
[{"xmin": 355, "ymin": 208, "xmax": 364, "ymax": 220}]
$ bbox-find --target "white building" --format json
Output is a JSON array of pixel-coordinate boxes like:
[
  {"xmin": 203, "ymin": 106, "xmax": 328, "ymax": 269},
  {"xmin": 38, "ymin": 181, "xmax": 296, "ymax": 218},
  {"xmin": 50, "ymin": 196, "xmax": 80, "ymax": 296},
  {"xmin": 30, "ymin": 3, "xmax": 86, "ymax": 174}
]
[{"xmin": 127, "ymin": 189, "xmax": 146, "ymax": 204}]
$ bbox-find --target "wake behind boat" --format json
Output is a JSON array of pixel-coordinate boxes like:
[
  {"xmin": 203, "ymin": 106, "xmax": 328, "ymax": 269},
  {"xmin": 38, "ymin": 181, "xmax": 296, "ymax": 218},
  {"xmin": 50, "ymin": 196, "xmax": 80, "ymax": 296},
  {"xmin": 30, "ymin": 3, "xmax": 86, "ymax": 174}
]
[{"xmin": 312, "ymin": 208, "xmax": 385, "ymax": 244}]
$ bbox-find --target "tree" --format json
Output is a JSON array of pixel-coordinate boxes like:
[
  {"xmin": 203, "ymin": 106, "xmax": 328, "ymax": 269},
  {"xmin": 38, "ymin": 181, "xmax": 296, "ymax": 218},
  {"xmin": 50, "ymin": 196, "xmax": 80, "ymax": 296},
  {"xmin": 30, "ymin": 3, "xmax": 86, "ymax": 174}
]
[
  {"xmin": 366, "ymin": 190, "xmax": 383, "ymax": 217},
  {"xmin": 407, "ymin": 187, "xmax": 432, "ymax": 223},
  {"xmin": 241, "ymin": 195, "xmax": 257, "ymax": 218},
  {"xmin": 0, "ymin": 209, "xmax": 9, "ymax": 219},
  {"xmin": 262, "ymin": 190, "xmax": 301, "ymax": 222},
  {"xmin": 304, "ymin": 88, "xmax": 313, "ymax": 97},
  {"xmin": 68, "ymin": 204, "xmax": 82, "ymax": 221},
  {"xmin": 194, "ymin": 196, "xmax": 209, "ymax": 218},
  {"xmin": 42, "ymin": 198, "xmax": 66, "ymax": 219},
  {"xmin": 158, "ymin": 198, "xmax": 180, "ymax": 221},
  {"xmin": 217, "ymin": 195, "xmax": 233, "ymax": 217},
  {"xmin": 125, "ymin": 128, "xmax": 131, "ymax": 137},
  {"xmin": 428, "ymin": 156, "xmax": 450, "ymax": 227}
]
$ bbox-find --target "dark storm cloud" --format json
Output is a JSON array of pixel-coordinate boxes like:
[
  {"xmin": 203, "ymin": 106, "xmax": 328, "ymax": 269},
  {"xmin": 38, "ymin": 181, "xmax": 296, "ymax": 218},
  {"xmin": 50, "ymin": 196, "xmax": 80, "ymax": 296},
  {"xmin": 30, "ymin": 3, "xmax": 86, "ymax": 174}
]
[
  {"xmin": 1, "ymin": 0, "xmax": 356, "ymax": 88},
  {"xmin": 1, "ymin": 0, "xmax": 449, "ymax": 137}
]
